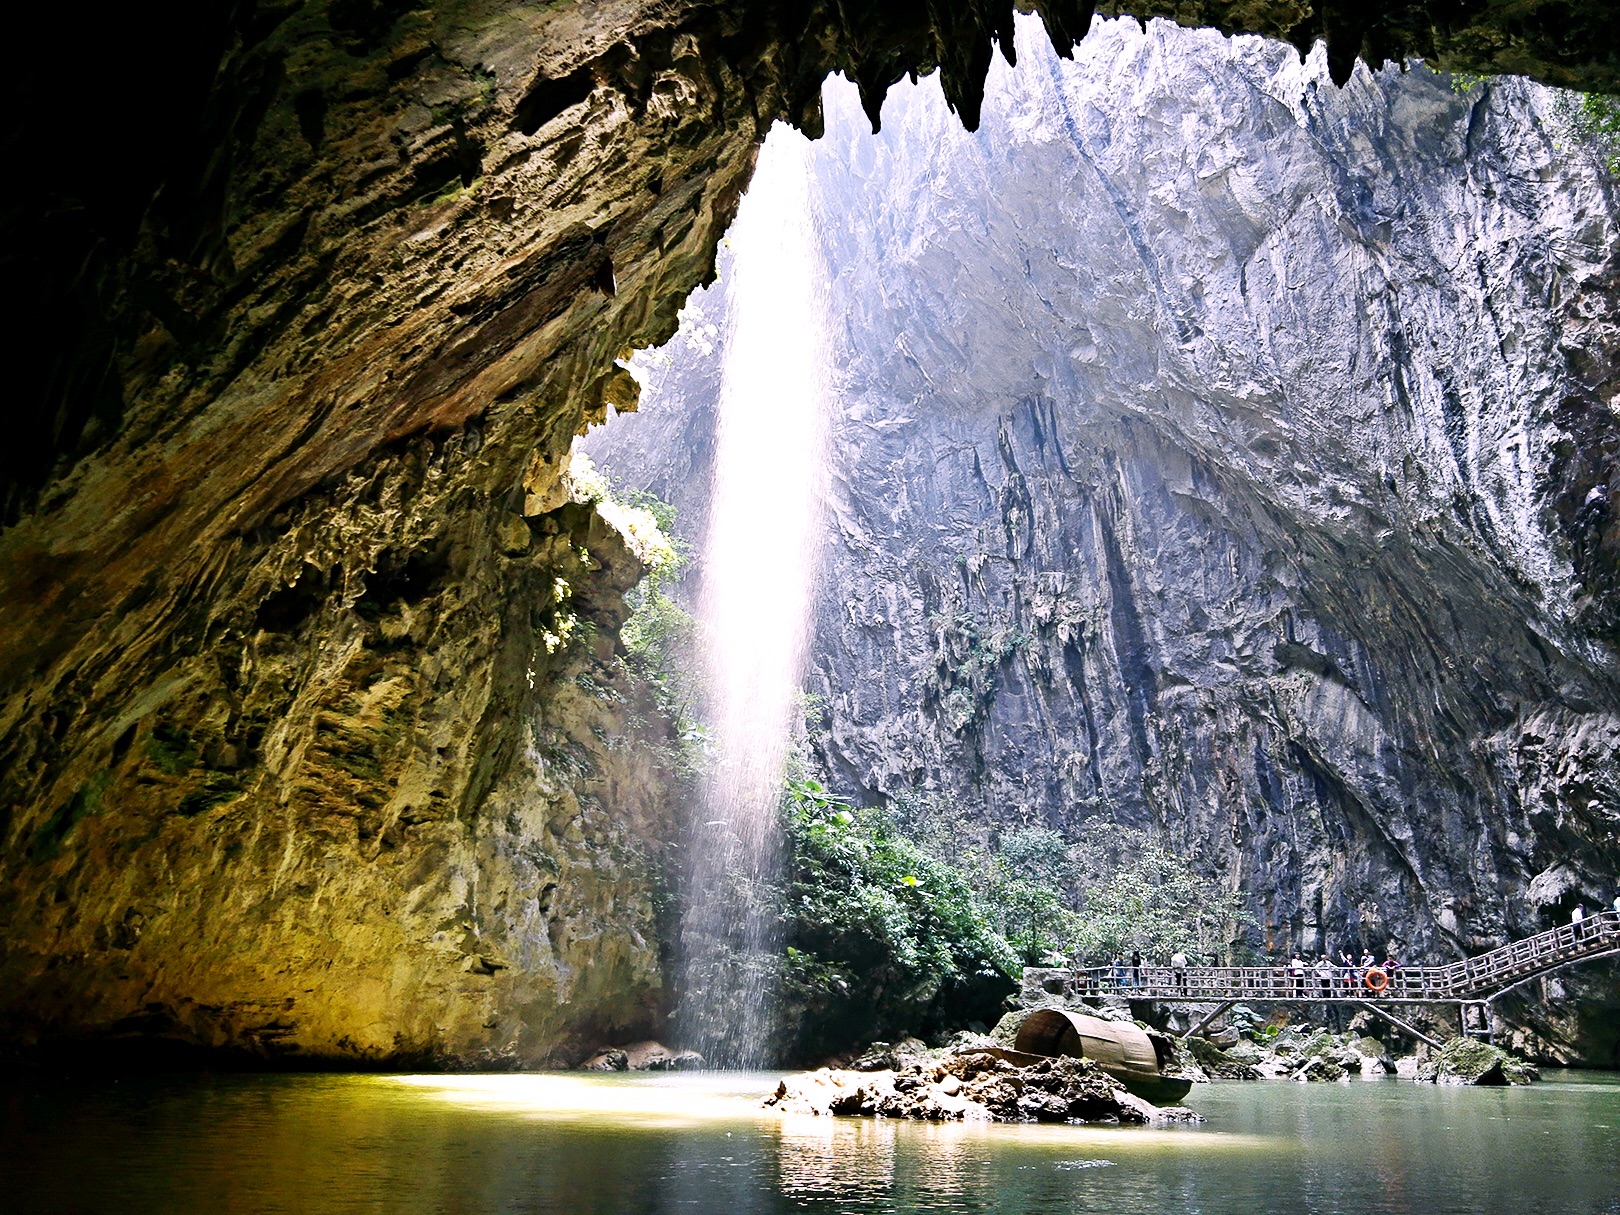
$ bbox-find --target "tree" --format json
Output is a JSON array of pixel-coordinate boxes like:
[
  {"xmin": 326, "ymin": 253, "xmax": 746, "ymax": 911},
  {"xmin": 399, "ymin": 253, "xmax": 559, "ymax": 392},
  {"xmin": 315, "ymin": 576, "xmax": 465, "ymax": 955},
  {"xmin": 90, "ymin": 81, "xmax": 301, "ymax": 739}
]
[
  {"xmin": 987, "ymin": 826, "xmax": 1082, "ymax": 965},
  {"xmin": 777, "ymin": 781, "xmax": 1017, "ymax": 1061},
  {"xmin": 1068, "ymin": 823, "xmax": 1251, "ymax": 964}
]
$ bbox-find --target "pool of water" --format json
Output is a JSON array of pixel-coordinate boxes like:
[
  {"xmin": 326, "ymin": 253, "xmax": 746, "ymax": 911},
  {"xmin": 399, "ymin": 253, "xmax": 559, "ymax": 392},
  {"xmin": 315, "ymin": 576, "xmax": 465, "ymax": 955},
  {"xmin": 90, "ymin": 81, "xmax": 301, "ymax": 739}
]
[{"xmin": 2, "ymin": 1069, "xmax": 1617, "ymax": 1214}]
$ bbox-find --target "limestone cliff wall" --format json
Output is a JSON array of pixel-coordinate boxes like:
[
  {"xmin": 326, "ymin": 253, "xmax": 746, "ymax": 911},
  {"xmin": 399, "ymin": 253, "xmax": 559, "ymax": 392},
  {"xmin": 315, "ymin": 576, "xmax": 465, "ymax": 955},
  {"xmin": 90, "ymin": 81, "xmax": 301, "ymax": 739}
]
[{"xmin": 589, "ymin": 20, "xmax": 1620, "ymax": 1061}]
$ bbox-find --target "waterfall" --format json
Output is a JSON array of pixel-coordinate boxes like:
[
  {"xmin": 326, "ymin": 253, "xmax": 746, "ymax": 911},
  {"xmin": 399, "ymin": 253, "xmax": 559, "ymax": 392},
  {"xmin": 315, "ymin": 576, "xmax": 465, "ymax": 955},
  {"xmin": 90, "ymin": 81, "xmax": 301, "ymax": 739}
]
[{"xmin": 675, "ymin": 122, "xmax": 831, "ymax": 1067}]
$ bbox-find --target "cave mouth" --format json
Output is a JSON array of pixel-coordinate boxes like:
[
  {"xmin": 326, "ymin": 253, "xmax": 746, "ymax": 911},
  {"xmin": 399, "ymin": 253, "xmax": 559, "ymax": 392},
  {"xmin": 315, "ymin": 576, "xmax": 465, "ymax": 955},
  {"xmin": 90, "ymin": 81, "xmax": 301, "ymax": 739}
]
[
  {"xmin": 1, "ymin": 0, "xmax": 1616, "ymax": 1109},
  {"xmin": 582, "ymin": 13, "xmax": 1620, "ymax": 1067}
]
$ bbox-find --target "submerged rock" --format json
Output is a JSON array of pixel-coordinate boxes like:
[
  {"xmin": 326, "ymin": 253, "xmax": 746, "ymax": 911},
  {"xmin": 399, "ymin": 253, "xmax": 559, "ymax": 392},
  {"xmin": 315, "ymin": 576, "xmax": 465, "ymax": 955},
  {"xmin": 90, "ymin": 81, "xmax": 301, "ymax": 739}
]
[{"xmin": 764, "ymin": 1051, "xmax": 1200, "ymax": 1124}]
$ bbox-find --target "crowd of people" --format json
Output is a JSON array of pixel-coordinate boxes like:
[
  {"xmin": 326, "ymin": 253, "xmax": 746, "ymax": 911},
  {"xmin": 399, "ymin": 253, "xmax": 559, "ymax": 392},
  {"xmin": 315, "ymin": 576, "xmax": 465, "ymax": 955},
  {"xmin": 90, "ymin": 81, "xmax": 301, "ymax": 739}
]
[{"xmin": 1284, "ymin": 949, "xmax": 1402, "ymax": 997}]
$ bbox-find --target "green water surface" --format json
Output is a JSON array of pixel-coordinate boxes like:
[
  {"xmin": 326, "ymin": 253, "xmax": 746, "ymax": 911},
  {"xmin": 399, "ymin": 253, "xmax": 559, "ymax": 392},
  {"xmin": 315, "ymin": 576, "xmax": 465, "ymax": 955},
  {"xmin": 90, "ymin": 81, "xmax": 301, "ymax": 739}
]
[{"xmin": 2, "ymin": 1070, "xmax": 1616, "ymax": 1214}]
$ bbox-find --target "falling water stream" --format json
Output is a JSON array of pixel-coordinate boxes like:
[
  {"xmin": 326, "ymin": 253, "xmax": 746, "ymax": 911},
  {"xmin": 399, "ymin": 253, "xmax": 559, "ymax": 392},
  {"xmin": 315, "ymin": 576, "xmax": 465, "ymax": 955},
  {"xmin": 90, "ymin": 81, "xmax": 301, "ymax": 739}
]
[{"xmin": 674, "ymin": 122, "xmax": 832, "ymax": 1066}]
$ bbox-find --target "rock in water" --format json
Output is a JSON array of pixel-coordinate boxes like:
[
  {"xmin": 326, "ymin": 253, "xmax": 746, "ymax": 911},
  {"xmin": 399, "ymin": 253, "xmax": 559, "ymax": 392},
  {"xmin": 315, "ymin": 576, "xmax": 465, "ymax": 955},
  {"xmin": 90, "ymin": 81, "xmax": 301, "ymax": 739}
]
[
  {"xmin": 763, "ymin": 1052, "xmax": 1201, "ymax": 1124},
  {"xmin": 1416, "ymin": 1039, "xmax": 1539, "ymax": 1086},
  {"xmin": 1184, "ymin": 1035, "xmax": 1263, "ymax": 1080},
  {"xmin": 579, "ymin": 1049, "xmax": 630, "ymax": 1072}
]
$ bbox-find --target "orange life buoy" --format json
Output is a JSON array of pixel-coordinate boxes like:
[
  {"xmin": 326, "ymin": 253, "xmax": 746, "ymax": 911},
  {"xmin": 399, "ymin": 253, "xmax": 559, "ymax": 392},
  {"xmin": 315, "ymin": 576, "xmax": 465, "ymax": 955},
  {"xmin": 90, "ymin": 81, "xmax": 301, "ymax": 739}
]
[{"xmin": 1364, "ymin": 967, "xmax": 1389, "ymax": 993}]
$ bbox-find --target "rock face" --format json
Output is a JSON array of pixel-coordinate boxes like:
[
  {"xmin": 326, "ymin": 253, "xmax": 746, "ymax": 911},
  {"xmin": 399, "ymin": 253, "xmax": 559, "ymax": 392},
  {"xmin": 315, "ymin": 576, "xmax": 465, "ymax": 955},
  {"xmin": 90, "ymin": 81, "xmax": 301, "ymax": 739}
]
[
  {"xmin": 3, "ymin": 0, "xmax": 1619, "ymax": 1067},
  {"xmin": 588, "ymin": 19, "xmax": 1620, "ymax": 1059}
]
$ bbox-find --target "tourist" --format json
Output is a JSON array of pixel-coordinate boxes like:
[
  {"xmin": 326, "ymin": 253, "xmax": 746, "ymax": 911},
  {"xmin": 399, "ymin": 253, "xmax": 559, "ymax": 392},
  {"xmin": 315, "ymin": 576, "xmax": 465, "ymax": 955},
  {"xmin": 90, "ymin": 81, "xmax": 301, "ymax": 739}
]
[
  {"xmin": 1289, "ymin": 953, "xmax": 1305, "ymax": 996},
  {"xmin": 1612, "ymin": 891, "xmax": 1620, "ymax": 915},
  {"xmin": 1314, "ymin": 953, "xmax": 1334, "ymax": 998},
  {"xmin": 1131, "ymin": 948, "xmax": 1143, "ymax": 988},
  {"xmin": 1340, "ymin": 950, "xmax": 1357, "ymax": 991},
  {"xmin": 1573, "ymin": 903, "xmax": 1586, "ymax": 940},
  {"xmin": 1171, "ymin": 948, "xmax": 1188, "ymax": 991},
  {"xmin": 1113, "ymin": 953, "xmax": 1127, "ymax": 989}
]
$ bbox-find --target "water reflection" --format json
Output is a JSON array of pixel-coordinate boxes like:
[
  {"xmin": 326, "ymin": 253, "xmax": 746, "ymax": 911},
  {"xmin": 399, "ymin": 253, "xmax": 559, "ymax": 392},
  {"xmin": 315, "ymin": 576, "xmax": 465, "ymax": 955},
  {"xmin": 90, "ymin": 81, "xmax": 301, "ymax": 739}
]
[{"xmin": 776, "ymin": 1116, "xmax": 897, "ymax": 1202}]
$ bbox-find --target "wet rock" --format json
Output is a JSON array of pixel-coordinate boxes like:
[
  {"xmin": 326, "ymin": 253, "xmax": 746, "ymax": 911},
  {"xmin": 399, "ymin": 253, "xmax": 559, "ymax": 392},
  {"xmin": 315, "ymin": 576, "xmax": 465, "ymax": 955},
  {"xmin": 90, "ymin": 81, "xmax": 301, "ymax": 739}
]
[
  {"xmin": 1415, "ymin": 1039, "xmax": 1539, "ymax": 1086},
  {"xmin": 1292, "ymin": 1055, "xmax": 1349, "ymax": 1083},
  {"xmin": 1184, "ymin": 1035, "xmax": 1262, "ymax": 1080},
  {"xmin": 764, "ymin": 1051, "xmax": 1199, "ymax": 1124},
  {"xmin": 851, "ymin": 1036, "xmax": 933, "ymax": 1071},
  {"xmin": 1223, "ymin": 1039, "xmax": 1265, "ymax": 1067},
  {"xmin": 1347, "ymin": 1036, "xmax": 1394, "ymax": 1075},
  {"xmin": 579, "ymin": 1049, "xmax": 629, "ymax": 1072},
  {"xmin": 619, "ymin": 1041, "xmax": 705, "ymax": 1071}
]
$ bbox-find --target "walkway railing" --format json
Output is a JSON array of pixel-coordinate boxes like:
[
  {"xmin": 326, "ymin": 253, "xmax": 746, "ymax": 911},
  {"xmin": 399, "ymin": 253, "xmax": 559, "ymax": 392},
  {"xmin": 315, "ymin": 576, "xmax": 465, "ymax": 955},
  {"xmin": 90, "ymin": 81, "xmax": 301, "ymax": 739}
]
[{"xmin": 1036, "ymin": 910, "xmax": 1620, "ymax": 1006}]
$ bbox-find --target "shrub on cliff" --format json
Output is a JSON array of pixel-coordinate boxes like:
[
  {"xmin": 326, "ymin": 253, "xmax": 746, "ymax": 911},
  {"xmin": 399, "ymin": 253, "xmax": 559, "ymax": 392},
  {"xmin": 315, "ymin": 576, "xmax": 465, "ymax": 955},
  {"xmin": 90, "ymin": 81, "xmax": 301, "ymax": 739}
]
[{"xmin": 778, "ymin": 780, "xmax": 1018, "ymax": 1062}]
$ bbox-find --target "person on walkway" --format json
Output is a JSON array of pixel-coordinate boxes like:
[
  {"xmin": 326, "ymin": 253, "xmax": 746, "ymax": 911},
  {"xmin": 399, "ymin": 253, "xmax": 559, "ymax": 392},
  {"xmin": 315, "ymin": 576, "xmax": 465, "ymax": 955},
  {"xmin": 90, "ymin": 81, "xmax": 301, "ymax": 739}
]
[
  {"xmin": 1315, "ymin": 953, "xmax": 1334, "ymax": 998},
  {"xmin": 1289, "ymin": 953, "xmax": 1305, "ymax": 996},
  {"xmin": 1113, "ymin": 954, "xmax": 1127, "ymax": 989},
  {"xmin": 1171, "ymin": 948, "xmax": 1188, "ymax": 991},
  {"xmin": 1131, "ymin": 948, "xmax": 1143, "ymax": 988},
  {"xmin": 1612, "ymin": 891, "xmax": 1620, "ymax": 915},
  {"xmin": 1573, "ymin": 903, "xmax": 1586, "ymax": 940}
]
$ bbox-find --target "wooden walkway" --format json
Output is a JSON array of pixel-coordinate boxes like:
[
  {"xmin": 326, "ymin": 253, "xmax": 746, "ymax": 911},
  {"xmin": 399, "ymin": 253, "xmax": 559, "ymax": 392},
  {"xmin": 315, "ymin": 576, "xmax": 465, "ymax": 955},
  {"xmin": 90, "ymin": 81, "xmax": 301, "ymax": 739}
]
[{"xmin": 1036, "ymin": 910, "xmax": 1620, "ymax": 1007}]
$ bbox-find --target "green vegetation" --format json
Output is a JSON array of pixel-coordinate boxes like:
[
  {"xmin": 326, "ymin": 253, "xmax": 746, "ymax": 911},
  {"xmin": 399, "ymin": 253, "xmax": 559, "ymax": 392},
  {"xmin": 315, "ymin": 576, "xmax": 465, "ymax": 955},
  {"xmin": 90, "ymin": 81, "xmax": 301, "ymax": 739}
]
[
  {"xmin": 987, "ymin": 826, "xmax": 1083, "ymax": 964},
  {"xmin": 774, "ymin": 780, "xmax": 1252, "ymax": 1058},
  {"xmin": 1553, "ymin": 90, "xmax": 1620, "ymax": 176},
  {"xmin": 616, "ymin": 512, "xmax": 703, "ymax": 773},
  {"xmin": 575, "ymin": 454, "xmax": 704, "ymax": 772},
  {"xmin": 778, "ymin": 779, "xmax": 1018, "ymax": 1061},
  {"xmin": 920, "ymin": 612, "xmax": 1029, "ymax": 736},
  {"xmin": 1067, "ymin": 822, "xmax": 1252, "ymax": 963}
]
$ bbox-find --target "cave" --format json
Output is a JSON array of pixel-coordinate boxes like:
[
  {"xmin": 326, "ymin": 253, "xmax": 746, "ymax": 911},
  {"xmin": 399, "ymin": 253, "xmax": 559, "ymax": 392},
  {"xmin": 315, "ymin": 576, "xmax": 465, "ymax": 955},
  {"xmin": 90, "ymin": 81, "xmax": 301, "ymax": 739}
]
[{"xmin": 2, "ymin": 0, "xmax": 1619, "ymax": 1208}]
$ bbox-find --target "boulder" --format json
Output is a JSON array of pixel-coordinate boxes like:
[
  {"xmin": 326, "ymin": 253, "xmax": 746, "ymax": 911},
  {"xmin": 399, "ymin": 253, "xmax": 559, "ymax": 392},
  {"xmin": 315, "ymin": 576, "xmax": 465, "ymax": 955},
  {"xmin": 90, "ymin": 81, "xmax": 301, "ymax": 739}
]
[
  {"xmin": 1415, "ymin": 1039, "xmax": 1539, "ymax": 1086},
  {"xmin": 1223, "ymin": 1039, "xmax": 1264, "ymax": 1066},
  {"xmin": 851, "ymin": 1036, "xmax": 932, "ymax": 1071},
  {"xmin": 1183, "ymin": 1035, "xmax": 1263, "ymax": 1080},
  {"xmin": 1270, "ymin": 1027, "xmax": 1307, "ymax": 1055},
  {"xmin": 579, "ymin": 1048, "xmax": 629, "ymax": 1072},
  {"xmin": 1292, "ymin": 1055, "xmax": 1348, "ymax": 1082},
  {"xmin": 1347, "ymin": 1036, "xmax": 1393, "ymax": 1075}
]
